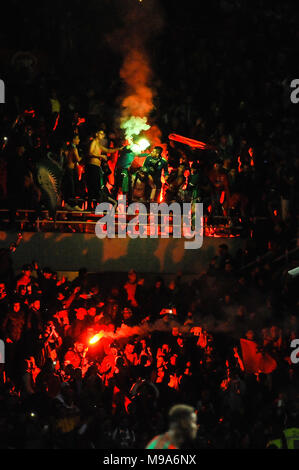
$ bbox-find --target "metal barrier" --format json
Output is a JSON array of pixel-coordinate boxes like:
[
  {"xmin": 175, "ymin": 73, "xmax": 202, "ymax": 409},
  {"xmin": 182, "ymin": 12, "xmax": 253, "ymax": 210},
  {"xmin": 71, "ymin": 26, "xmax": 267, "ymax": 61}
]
[{"xmin": 0, "ymin": 208, "xmax": 244, "ymax": 237}]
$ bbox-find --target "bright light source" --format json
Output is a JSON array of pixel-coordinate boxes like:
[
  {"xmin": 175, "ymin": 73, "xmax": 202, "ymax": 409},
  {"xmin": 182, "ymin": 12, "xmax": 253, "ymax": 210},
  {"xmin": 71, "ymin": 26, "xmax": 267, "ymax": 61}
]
[
  {"xmin": 138, "ymin": 138, "xmax": 150, "ymax": 150},
  {"xmin": 131, "ymin": 138, "xmax": 150, "ymax": 154},
  {"xmin": 89, "ymin": 331, "xmax": 104, "ymax": 345}
]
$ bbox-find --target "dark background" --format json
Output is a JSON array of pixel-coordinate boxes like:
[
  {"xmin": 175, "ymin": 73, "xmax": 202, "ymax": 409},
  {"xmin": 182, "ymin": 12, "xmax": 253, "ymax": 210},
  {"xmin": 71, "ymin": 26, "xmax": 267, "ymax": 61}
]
[{"xmin": 1, "ymin": 0, "xmax": 298, "ymax": 135}]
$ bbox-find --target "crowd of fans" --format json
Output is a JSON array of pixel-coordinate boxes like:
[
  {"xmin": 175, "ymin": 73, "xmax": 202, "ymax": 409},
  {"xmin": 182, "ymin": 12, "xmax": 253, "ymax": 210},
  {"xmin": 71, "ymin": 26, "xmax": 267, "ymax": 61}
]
[
  {"xmin": 0, "ymin": 2, "xmax": 298, "ymax": 229},
  {"xmin": 0, "ymin": 235, "xmax": 298, "ymax": 448},
  {"xmin": 0, "ymin": 0, "xmax": 298, "ymax": 449},
  {"xmin": 0, "ymin": 100, "xmax": 297, "ymax": 234}
]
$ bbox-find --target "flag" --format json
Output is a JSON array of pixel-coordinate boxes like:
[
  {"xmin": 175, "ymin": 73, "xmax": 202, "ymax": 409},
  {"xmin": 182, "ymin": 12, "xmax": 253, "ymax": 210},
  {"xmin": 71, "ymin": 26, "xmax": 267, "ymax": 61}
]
[
  {"xmin": 168, "ymin": 133, "xmax": 215, "ymax": 150},
  {"xmin": 36, "ymin": 155, "xmax": 63, "ymax": 213},
  {"xmin": 240, "ymin": 338, "xmax": 277, "ymax": 374}
]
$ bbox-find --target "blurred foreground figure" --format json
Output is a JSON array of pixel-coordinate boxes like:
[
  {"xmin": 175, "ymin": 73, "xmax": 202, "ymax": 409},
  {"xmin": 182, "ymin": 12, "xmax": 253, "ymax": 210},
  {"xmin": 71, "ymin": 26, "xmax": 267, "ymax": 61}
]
[{"xmin": 146, "ymin": 404, "xmax": 197, "ymax": 449}]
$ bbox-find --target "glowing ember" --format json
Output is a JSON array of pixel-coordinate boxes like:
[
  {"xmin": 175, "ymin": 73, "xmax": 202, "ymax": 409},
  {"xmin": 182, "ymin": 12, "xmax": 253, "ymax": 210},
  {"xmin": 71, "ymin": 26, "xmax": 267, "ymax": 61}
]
[
  {"xmin": 237, "ymin": 156, "xmax": 242, "ymax": 172},
  {"xmin": 89, "ymin": 331, "xmax": 104, "ymax": 345},
  {"xmin": 249, "ymin": 147, "xmax": 254, "ymax": 166},
  {"xmin": 220, "ymin": 191, "xmax": 225, "ymax": 205},
  {"xmin": 53, "ymin": 113, "xmax": 60, "ymax": 131}
]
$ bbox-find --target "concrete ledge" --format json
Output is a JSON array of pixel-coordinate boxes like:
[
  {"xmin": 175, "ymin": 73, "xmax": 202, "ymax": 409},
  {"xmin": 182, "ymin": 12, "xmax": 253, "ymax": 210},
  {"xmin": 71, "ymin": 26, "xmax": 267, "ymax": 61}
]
[{"xmin": 0, "ymin": 231, "xmax": 246, "ymax": 274}]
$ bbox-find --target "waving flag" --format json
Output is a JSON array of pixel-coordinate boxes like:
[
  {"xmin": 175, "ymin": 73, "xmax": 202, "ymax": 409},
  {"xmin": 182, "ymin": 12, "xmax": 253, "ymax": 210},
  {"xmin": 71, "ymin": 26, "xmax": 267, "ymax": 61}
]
[
  {"xmin": 36, "ymin": 155, "xmax": 63, "ymax": 214},
  {"xmin": 168, "ymin": 133, "xmax": 215, "ymax": 150},
  {"xmin": 240, "ymin": 338, "xmax": 277, "ymax": 374}
]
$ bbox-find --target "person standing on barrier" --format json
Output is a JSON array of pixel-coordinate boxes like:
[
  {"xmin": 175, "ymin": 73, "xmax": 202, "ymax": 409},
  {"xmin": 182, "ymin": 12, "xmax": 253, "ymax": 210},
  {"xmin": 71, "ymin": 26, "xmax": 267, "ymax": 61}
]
[{"xmin": 85, "ymin": 129, "xmax": 123, "ymax": 209}]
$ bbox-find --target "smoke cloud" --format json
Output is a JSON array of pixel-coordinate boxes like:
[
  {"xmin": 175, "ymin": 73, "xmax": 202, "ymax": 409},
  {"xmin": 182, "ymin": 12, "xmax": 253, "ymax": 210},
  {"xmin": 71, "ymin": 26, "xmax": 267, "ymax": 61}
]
[{"xmin": 107, "ymin": 0, "xmax": 164, "ymax": 141}]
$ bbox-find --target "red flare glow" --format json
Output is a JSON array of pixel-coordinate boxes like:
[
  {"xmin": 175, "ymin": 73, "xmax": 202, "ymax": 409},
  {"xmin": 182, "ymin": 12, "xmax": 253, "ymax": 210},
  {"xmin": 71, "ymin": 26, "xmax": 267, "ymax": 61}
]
[
  {"xmin": 89, "ymin": 331, "xmax": 104, "ymax": 345},
  {"xmin": 24, "ymin": 109, "xmax": 36, "ymax": 118},
  {"xmin": 248, "ymin": 147, "xmax": 254, "ymax": 166},
  {"xmin": 237, "ymin": 156, "xmax": 242, "ymax": 173},
  {"xmin": 220, "ymin": 191, "xmax": 225, "ymax": 205},
  {"xmin": 53, "ymin": 113, "xmax": 60, "ymax": 131},
  {"xmin": 77, "ymin": 165, "xmax": 84, "ymax": 181},
  {"xmin": 77, "ymin": 117, "xmax": 86, "ymax": 126}
]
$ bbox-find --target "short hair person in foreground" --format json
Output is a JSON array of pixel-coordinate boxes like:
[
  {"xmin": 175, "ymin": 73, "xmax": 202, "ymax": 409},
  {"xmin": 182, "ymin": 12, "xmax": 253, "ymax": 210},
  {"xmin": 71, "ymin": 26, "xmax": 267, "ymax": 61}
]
[{"xmin": 146, "ymin": 404, "xmax": 198, "ymax": 449}]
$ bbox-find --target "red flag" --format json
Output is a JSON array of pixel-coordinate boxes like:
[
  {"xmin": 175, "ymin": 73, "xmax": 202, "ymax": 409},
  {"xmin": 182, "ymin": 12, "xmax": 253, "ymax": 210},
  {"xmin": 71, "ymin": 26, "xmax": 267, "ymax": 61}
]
[
  {"xmin": 168, "ymin": 133, "xmax": 214, "ymax": 150},
  {"xmin": 240, "ymin": 338, "xmax": 277, "ymax": 374}
]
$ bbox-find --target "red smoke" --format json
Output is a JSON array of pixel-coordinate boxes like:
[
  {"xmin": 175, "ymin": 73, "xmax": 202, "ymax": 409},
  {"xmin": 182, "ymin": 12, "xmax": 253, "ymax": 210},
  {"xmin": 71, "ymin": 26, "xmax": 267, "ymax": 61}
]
[{"xmin": 145, "ymin": 125, "xmax": 168, "ymax": 157}]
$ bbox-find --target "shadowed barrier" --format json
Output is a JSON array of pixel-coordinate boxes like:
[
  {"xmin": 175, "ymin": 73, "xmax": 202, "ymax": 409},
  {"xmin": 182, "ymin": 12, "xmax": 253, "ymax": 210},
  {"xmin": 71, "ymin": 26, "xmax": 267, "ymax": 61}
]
[{"xmin": 0, "ymin": 231, "xmax": 245, "ymax": 274}]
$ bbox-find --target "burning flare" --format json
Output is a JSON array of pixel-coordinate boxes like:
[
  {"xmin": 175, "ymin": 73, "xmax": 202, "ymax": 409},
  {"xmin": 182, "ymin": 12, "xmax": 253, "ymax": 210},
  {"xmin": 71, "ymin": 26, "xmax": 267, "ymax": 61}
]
[
  {"xmin": 89, "ymin": 331, "xmax": 104, "ymax": 345},
  {"xmin": 121, "ymin": 116, "xmax": 151, "ymax": 154},
  {"xmin": 131, "ymin": 138, "xmax": 150, "ymax": 153}
]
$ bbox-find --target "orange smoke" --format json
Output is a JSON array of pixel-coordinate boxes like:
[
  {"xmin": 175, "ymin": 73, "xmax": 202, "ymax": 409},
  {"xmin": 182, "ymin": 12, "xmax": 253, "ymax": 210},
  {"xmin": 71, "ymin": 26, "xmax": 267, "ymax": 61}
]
[
  {"xmin": 120, "ymin": 49, "xmax": 154, "ymax": 119},
  {"xmin": 114, "ymin": 1, "xmax": 164, "ymax": 151},
  {"xmin": 145, "ymin": 125, "xmax": 168, "ymax": 157}
]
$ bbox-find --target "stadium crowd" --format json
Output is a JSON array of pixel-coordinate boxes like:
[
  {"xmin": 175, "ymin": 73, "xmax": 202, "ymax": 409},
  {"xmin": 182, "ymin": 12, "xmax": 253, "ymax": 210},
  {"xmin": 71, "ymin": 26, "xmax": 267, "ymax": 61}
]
[
  {"xmin": 0, "ymin": 101, "xmax": 297, "ymax": 225},
  {"xmin": 0, "ymin": 0, "xmax": 298, "ymax": 450},
  {"xmin": 0, "ymin": 2, "xmax": 298, "ymax": 228},
  {"xmin": 0, "ymin": 234, "xmax": 298, "ymax": 449}
]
